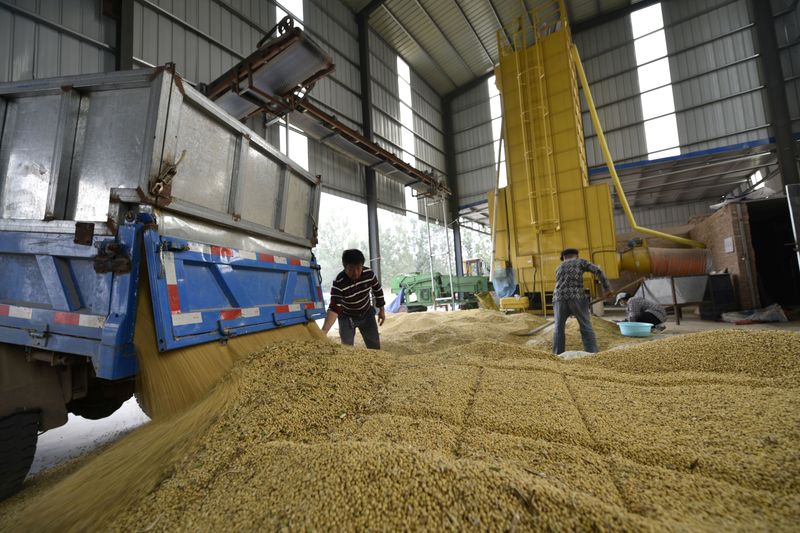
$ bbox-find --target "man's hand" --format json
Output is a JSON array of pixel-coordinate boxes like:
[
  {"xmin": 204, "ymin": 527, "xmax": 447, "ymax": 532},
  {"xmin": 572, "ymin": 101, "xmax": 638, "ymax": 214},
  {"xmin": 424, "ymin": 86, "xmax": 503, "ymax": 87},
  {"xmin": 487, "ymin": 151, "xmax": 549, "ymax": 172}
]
[
  {"xmin": 605, "ymin": 291, "xmax": 614, "ymax": 299},
  {"xmin": 378, "ymin": 307, "xmax": 386, "ymax": 326},
  {"xmin": 321, "ymin": 309, "xmax": 337, "ymax": 336}
]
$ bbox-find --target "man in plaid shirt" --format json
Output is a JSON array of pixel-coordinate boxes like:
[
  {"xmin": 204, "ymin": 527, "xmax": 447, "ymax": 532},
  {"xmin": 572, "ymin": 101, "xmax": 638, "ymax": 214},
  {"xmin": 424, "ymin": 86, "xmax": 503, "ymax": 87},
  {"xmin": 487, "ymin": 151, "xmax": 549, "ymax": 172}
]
[
  {"xmin": 615, "ymin": 292, "xmax": 667, "ymax": 332},
  {"xmin": 552, "ymin": 248, "xmax": 613, "ymax": 354}
]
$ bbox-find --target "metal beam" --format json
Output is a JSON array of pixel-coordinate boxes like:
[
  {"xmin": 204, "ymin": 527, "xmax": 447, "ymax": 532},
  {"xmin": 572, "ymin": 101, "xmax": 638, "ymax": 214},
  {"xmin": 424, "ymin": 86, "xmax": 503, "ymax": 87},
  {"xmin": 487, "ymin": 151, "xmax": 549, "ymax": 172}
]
[
  {"xmin": 443, "ymin": 94, "xmax": 464, "ymax": 276},
  {"xmin": 749, "ymin": 0, "xmax": 799, "ymax": 186},
  {"xmin": 443, "ymin": 70, "xmax": 494, "ymax": 101},
  {"xmin": 451, "ymin": 0, "xmax": 494, "ymax": 66},
  {"xmin": 358, "ymin": 13, "xmax": 381, "ymax": 279},
  {"xmin": 358, "ymin": 0, "xmax": 386, "ymax": 18},
  {"xmin": 413, "ymin": 0, "xmax": 476, "ymax": 77},
  {"xmin": 118, "ymin": 0, "xmax": 134, "ymax": 70},
  {"xmin": 380, "ymin": 3, "xmax": 460, "ymax": 89}
]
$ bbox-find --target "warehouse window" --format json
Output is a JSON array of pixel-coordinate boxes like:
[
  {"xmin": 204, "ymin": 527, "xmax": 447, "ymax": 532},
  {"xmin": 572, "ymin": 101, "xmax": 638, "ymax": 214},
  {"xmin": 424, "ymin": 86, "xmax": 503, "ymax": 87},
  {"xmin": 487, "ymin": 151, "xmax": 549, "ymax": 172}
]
[
  {"xmin": 276, "ymin": 1, "xmax": 308, "ymax": 170},
  {"xmin": 750, "ymin": 170, "xmax": 765, "ymax": 190},
  {"xmin": 631, "ymin": 3, "xmax": 680, "ymax": 159},
  {"xmin": 487, "ymin": 76, "xmax": 507, "ymax": 188},
  {"xmin": 276, "ymin": 0, "xmax": 303, "ymax": 28},
  {"xmin": 397, "ymin": 56, "xmax": 418, "ymax": 213}
]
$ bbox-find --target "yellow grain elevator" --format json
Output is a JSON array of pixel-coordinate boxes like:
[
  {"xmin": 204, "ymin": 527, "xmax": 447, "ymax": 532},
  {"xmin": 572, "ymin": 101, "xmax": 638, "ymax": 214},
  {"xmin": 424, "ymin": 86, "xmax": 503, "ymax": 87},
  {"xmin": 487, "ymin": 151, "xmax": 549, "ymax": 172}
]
[{"xmin": 490, "ymin": 0, "xmax": 618, "ymax": 311}]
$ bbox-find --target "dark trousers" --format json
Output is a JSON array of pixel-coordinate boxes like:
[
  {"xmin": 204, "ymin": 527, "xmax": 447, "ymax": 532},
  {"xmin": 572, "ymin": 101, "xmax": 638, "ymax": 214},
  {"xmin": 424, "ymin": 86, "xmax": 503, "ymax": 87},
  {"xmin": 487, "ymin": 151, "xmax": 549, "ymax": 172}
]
[
  {"xmin": 338, "ymin": 312, "xmax": 380, "ymax": 349},
  {"xmin": 553, "ymin": 298, "xmax": 597, "ymax": 354},
  {"xmin": 637, "ymin": 311, "xmax": 662, "ymax": 326}
]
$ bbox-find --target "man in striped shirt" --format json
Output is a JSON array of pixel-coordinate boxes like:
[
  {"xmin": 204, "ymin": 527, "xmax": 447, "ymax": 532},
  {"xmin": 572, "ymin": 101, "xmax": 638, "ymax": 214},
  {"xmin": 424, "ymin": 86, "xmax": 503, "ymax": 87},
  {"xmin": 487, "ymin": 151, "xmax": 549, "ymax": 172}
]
[{"xmin": 321, "ymin": 249, "xmax": 386, "ymax": 349}]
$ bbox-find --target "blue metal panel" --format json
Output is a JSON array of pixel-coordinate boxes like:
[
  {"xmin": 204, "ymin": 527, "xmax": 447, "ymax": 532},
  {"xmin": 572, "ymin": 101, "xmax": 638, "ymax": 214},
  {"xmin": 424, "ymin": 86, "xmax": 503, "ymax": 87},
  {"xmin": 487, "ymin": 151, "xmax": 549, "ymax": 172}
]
[
  {"xmin": 0, "ymin": 217, "xmax": 146, "ymax": 380},
  {"xmin": 95, "ymin": 218, "xmax": 147, "ymax": 380},
  {"xmin": 0, "ymin": 214, "xmax": 326, "ymax": 379},
  {"xmin": 142, "ymin": 230, "xmax": 325, "ymax": 352}
]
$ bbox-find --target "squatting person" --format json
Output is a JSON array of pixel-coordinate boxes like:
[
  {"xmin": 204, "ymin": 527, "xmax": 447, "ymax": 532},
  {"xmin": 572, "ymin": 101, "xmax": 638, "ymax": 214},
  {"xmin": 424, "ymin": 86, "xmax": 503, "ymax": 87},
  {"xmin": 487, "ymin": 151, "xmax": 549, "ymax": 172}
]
[
  {"xmin": 321, "ymin": 249, "xmax": 386, "ymax": 349},
  {"xmin": 615, "ymin": 292, "xmax": 667, "ymax": 332},
  {"xmin": 552, "ymin": 248, "xmax": 613, "ymax": 354}
]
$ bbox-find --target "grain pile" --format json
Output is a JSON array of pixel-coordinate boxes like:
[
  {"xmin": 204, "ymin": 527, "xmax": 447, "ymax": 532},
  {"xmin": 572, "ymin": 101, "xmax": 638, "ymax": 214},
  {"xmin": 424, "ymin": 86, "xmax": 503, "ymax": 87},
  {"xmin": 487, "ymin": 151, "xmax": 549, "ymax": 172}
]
[
  {"xmin": 376, "ymin": 309, "xmax": 547, "ymax": 354},
  {"xmin": 1, "ymin": 317, "xmax": 799, "ymax": 531}
]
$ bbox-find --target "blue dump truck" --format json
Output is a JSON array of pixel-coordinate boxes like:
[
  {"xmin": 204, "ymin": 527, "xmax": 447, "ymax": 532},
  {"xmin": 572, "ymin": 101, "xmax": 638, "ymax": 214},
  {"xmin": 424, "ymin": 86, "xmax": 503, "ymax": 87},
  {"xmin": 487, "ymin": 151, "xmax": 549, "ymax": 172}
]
[{"xmin": 0, "ymin": 64, "xmax": 327, "ymax": 498}]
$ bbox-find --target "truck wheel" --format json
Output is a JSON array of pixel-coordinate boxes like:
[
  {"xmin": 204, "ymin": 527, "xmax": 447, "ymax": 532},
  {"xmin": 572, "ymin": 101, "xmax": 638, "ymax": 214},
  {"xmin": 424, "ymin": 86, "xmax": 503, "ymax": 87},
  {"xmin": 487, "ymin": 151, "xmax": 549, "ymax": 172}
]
[
  {"xmin": 67, "ymin": 377, "xmax": 133, "ymax": 420},
  {"xmin": 67, "ymin": 398, "xmax": 126, "ymax": 420},
  {"xmin": 0, "ymin": 411, "xmax": 39, "ymax": 501}
]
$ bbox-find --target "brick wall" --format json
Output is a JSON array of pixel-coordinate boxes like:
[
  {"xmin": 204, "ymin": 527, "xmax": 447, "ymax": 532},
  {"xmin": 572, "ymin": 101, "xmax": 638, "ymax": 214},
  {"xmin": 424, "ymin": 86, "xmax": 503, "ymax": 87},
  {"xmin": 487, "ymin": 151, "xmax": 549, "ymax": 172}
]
[{"xmin": 688, "ymin": 204, "xmax": 759, "ymax": 309}]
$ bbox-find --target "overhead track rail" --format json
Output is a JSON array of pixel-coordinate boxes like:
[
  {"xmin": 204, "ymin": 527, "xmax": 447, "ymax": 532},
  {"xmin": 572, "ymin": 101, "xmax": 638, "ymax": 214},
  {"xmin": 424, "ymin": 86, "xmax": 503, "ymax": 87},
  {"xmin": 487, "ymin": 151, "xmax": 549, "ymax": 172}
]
[{"xmin": 203, "ymin": 16, "xmax": 450, "ymax": 197}]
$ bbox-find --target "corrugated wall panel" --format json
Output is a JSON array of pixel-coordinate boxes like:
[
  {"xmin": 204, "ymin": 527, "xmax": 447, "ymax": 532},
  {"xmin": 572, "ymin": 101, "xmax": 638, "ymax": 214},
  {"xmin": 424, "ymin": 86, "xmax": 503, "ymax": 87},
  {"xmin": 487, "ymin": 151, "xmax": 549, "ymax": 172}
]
[
  {"xmin": 303, "ymin": 0, "xmax": 361, "ymax": 126},
  {"xmin": 0, "ymin": 0, "xmax": 116, "ymax": 82},
  {"xmin": 308, "ymin": 138, "xmax": 366, "ymax": 199},
  {"xmin": 573, "ymin": 16, "xmax": 646, "ymax": 166},
  {"xmin": 409, "ymin": 65, "xmax": 445, "ymax": 175},
  {"xmin": 664, "ymin": 0, "xmax": 769, "ymax": 150},
  {"xmin": 367, "ymin": 27, "xmax": 446, "ymax": 188},
  {"xmin": 373, "ymin": 109, "xmax": 402, "ymax": 149},
  {"xmin": 368, "ymin": 29, "xmax": 402, "ymax": 171},
  {"xmin": 134, "ymin": 0, "xmax": 247, "ymax": 83},
  {"xmin": 454, "ymin": 121, "xmax": 494, "ymax": 153},
  {"xmin": 410, "ymin": 69, "xmax": 443, "ymax": 126},
  {"xmin": 376, "ymin": 174, "xmax": 405, "ymax": 215},
  {"xmin": 774, "ymin": 0, "xmax": 800, "ymax": 129},
  {"xmin": 452, "ymin": 81, "xmax": 495, "ymax": 208},
  {"xmin": 614, "ymin": 200, "xmax": 712, "ymax": 233}
]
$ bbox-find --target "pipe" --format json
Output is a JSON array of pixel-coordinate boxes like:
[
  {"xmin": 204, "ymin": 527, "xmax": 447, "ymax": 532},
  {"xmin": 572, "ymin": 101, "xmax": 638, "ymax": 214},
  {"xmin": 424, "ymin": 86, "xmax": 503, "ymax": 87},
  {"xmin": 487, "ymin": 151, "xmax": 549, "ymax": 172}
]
[
  {"xmin": 441, "ymin": 199, "xmax": 457, "ymax": 311},
  {"xmin": 620, "ymin": 247, "xmax": 710, "ymax": 276},
  {"xmin": 489, "ymin": 119, "xmax": 505, "ymax": 283},
  {"xmin": 570, "ymin": 45, "xmax": 706, "ymax": 249},
  {"xmin": 423, "ymin": 198, "xmax": 438, "ymax": 308}
]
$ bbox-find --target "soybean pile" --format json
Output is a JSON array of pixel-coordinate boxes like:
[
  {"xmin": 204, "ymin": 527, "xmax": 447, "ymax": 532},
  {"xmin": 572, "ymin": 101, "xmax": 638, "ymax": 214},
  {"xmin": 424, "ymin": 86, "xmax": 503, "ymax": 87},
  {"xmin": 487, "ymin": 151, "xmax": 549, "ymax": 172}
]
[{"xmin": 1, "ymin": 311, "xmax": 799, "ymax": 532}]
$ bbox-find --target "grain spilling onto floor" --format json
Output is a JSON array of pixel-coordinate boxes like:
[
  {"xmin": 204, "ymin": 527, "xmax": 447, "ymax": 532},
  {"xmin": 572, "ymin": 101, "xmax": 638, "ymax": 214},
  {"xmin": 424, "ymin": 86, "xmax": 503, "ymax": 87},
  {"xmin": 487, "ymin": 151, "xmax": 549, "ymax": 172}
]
[{"xmin": 1, "ymin": 312, "xmax": 798, "ymax": 531}]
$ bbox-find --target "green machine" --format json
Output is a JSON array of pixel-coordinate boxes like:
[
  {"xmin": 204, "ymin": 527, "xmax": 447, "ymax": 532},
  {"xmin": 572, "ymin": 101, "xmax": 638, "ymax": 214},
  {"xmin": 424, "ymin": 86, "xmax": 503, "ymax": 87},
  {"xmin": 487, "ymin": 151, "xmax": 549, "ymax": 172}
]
[{"xmin": 390, "ymin": 273, "xmax": 492, "ymax": 312}]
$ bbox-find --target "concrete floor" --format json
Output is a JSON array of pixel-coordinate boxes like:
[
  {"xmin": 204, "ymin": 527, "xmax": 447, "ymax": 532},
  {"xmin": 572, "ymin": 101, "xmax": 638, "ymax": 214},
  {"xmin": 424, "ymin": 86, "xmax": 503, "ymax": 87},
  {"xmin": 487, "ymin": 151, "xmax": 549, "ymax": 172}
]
[{"xmin": 600, "ymin": 307, "xmax": 800, "ymax": 334}]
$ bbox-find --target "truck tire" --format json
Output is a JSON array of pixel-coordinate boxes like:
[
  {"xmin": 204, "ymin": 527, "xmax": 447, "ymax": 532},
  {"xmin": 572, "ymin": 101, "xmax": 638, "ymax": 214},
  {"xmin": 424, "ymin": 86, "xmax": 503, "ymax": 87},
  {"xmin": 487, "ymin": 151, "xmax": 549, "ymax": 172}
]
[
  {"xmin": 0, "ymin": 411, "xmax": 39, "ymax": 501},
  {"xmin": 67, "ymin": 377, "xmax": 133, "ymax": 420},
  {"xmin": 67, "ymin": 398, "xmax": 126, "ymax": 420}
]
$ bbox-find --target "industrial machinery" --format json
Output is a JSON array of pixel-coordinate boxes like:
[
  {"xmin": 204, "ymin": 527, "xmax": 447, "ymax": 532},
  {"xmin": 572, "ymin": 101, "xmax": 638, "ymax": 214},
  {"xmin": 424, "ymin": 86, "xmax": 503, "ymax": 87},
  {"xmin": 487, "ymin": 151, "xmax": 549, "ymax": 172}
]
[
  {"xmin": 490, "ymin": 0, "xmax": 708, "ymax": 312},
  {"xmin": 0, "ymin": 20, "xmax": 341, "ymax": 500},
  {"xmin": 390, "ymin": 273, "xmax": 491, "ymax": 311}
]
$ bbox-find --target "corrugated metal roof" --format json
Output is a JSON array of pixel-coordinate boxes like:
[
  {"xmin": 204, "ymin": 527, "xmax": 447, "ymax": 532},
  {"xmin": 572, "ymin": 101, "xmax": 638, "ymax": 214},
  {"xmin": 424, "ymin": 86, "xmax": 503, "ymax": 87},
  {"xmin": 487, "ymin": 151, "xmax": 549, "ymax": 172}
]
[{"xmin": 340, "ymin": 0, "xmax": 641, "ymax": 95}]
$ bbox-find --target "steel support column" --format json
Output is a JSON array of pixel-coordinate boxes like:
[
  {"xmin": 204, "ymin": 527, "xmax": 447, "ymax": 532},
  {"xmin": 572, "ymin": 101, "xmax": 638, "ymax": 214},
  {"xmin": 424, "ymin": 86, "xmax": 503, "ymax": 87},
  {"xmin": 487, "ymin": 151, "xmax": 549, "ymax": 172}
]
[
  {"xmin": 749, "ymin": 0, "xmax": 799, "ymax": 186},
  {"xmin": 358, "ymin": 13, "xmax": 381, "ymax": 279},
  {"xmin": 444, "ymin": 95, "xmax": 464, "ymax": 276},
  {"xmin": 118, "ymin": 0, "xmax": 134, "ymax": 71}
]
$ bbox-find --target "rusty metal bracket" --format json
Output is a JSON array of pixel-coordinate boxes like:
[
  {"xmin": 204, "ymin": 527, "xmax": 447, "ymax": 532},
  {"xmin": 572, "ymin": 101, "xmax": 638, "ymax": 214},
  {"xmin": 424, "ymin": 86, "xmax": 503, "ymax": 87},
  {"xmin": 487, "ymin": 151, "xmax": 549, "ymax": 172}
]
[
  {"xmin": 73, "ymin": 222, "xmax": 95, "ymax": 246},
  {"xmin": 93, "ymin": 239, "xmax": 132, "ymax": 274},
  {"xmin": 148, "ymin": 149, "xmax": 187, "ymax": 206}
]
